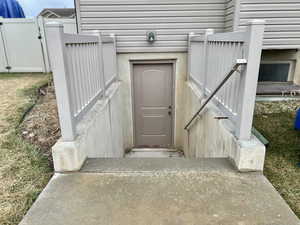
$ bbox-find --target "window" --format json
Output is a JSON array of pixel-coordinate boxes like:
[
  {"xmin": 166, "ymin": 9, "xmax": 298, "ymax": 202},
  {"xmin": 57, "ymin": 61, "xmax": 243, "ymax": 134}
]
[{"xmin": 258, "ymin": 61, "xmax": 294, "ymax": 82}]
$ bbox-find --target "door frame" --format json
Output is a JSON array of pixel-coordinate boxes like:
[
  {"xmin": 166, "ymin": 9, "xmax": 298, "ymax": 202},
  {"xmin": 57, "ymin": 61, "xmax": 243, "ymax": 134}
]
[{"xmin": 130, "ymin": 59, "xmax": 176, "ymax": 148}]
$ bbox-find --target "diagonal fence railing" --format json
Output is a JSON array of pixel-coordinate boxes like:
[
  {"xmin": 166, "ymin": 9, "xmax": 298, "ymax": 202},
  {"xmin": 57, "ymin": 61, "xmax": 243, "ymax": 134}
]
[{"xmin": 186, "ymin": 20, "xmax": 265, "ymax": 140}]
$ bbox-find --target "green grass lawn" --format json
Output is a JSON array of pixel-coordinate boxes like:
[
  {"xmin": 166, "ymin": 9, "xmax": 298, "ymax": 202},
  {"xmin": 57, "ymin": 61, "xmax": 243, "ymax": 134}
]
[
  {"xmin": 0, "ymin": 74, "xmax": 53, "ymax": 225},
  {"xmin": 253, "ymin": 110, "xmax": 300, "ymax": 218}
]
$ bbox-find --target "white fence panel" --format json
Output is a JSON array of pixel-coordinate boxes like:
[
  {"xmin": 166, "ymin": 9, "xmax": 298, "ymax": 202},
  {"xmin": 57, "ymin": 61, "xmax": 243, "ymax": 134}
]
[
  {"xmin": 46, "ymin": 22, "xmax": 117, "ymax": 141},
  {"xmin": 188, "ymin": 20, "xmax": 265, "ymax": 140},
  {"xmin": 205, "ymin": 32, "xmax": 245, "ymax": 115},
  {"xmin": 0, "ymin": 18, "xmax": 77, "ymax": 73},
  {"xmin": 0, "ymin": 18, "xmax": 44, "ymax": 72},
  {"xmin": 64, "ymin": 34, "xmax": 105, "ymax": 121}
]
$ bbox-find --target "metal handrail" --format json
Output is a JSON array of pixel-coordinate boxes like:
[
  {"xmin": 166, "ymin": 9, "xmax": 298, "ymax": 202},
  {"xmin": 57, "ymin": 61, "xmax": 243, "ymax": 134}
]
[{"xmin": 184, "ymin": 59, "xmax": 247, "ymax": 130}]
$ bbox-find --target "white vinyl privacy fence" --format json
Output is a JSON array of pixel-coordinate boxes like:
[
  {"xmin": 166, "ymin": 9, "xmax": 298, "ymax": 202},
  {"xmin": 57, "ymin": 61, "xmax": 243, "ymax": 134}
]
[
  {"xmin": 188, "ymin": 20, "xmax": 265, "ymax": 140},
  {"xmin": 0, "ymin": 17, "xmax": 76, "ymax": 73},
  {"xmin": 47, "ymin": 23, "xmax": 118, "ymax": 141}
]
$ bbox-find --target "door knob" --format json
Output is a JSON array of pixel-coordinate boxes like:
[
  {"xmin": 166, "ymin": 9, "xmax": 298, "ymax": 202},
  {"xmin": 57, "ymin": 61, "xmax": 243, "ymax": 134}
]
[
  {"xmin": 168, "ymin": 106, "xmax": 172, "ymax": 109},
  {"xmin": 168, "ymin": 111, "xmax": 172, "ymax": 116}
]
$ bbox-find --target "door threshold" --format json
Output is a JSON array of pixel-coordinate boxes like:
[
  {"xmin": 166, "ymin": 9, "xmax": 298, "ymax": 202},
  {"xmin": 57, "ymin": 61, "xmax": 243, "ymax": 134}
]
[
  {"xmin": 126, "ymin": 149, "xmax": 184, "ymax": 158},
  {"xmin": 131, "ymin": 148, "xmax": 178, "ymax": 152}
]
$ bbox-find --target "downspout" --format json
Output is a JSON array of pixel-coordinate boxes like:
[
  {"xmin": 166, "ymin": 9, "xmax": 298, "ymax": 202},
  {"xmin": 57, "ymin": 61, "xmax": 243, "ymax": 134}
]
[
  {"xmin": 73, "ymin": 0, "xmax": 80, "ymax": 34},
  {"xmin": 233, "ymin": 0, "xmax": 241, "ymax": 32}
]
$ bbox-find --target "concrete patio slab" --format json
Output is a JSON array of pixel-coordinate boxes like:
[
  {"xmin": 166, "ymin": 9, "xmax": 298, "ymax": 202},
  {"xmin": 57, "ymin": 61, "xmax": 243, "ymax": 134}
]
[{"xmin": 19, "ymin": 159, "xmax": 299, "ymax": 225}]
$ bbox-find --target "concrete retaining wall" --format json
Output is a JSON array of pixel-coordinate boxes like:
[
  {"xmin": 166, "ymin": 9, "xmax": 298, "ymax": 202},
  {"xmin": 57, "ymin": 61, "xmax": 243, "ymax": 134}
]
[
  {"xmin": 52, "ymin": 82, "xmax": 124, "ymax": 172},
  {"xmin": 183, "ymin": 82, "xmax": 266, "ymax": 171},
  {"xmin": 52, "ymin": 53, "xmax": 265, "ymax": 172}
]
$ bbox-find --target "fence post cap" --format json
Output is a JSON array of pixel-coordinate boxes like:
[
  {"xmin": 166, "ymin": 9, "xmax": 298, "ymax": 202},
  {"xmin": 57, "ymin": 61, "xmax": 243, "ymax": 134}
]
[
  {"xmin": 189, "ymin": 32, "xmax": 196, "ymax": 37},
  {"xmin": 89, "ymin": 30, "xmax": 101, "ymax": 36},
  {"xmin": 205, "ymin": 29, "xmax": 214, "ymax": 35},
  {"xmin": 248, "ymin": 19, "xmax": 266, "ymax": 25},
  {"xmin": 46, "ymin": 21, "xmax": 64, "ymax": 27}
]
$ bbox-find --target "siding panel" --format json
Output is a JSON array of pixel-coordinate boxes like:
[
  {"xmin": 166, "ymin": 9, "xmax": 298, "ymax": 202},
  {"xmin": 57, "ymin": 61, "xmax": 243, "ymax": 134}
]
[
  {"xmin": 81, "ymin": 5, "xmax": 226, "ymax": 11},
  {"xmin": 78, "ymin": 0, "xmax": 227, "ymax": 52},
  {"xmin": 81, "ymin": 17, "xmax": 225, "ymax": 24},
  {"xmin": 239, "ymin": 0, "xmax": 300, "ymax": 49},
  {"xmin": 81, "ymin": 23, "xmax": 225, "ymax": 30},
  {"xmin": 81, "ymin": 11, "xmax": 226, "ymax": 18},
  {"xmin": 81, "ymin": 0, "xmax": 226, "ymax": 4}
]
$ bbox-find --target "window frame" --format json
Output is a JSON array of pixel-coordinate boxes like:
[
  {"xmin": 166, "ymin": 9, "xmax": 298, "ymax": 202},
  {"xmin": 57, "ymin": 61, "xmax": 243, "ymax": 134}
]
[{"xmin": 258, "ymin": 60, "xmax": 295, "ymax": 83}]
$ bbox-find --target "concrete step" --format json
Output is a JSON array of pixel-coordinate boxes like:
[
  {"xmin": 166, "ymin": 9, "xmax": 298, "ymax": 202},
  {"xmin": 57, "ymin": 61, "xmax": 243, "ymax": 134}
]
[{"xmin": 80, "ymin": 158, "xmax": 234, "ymax": 173}]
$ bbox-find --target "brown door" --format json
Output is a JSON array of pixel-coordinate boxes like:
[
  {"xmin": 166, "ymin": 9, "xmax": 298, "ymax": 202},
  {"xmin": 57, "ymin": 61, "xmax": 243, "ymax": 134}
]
[{"xmin": 133, "ymin": 63, "xmax": 173, "ymax": 148}]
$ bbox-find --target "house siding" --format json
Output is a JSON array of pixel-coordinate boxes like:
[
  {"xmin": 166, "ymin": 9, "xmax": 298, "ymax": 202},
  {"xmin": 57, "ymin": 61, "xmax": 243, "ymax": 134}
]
[
  {"xmin": 77, "ymin": 0, "xmax": 227, "ymax": 52},
  {"xmin": 238, "ymin": 0, "xmax": 300, "ymax": 49}
]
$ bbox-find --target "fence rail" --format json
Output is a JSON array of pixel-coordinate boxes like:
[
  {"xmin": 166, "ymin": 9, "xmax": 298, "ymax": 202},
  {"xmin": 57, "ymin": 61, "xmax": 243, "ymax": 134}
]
[
  {"xmin": 188, "ymin": 20, "xmax": 265, "ymax": 140},
  {"xmin": 46, "ymin": 22, "xmax": 117, "ymax": 141}
]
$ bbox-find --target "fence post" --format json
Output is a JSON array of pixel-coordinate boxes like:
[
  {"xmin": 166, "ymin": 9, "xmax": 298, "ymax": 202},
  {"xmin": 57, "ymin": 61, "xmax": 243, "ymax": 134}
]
[
  {"xmin": 46, "ymin": 22, "xmax": 76, "ymax": 141},
  {"xmin": 91, "ymin": 31, "xmax": 106, "ymax": 97},
  {"xmin": 187, "ymin": 32, "xmax": 195, "ymax": 82},
  {"xmin": 235, "ymin": 20, "xmax": 265, "ymax": 140},
  {"xmin": 38, "ymin": 16, "xmax": 52, "ymax": 73},
  {"xmin": 203, "ymin": 28, "xmax": 214, "ymax": 95},
  {"xmin": 110, "ymin": 33, "xmax": 118, "ymax": 81},
  {"xmin": 0, "ymin": 18, "xmax": 11, "ymax": 72}
]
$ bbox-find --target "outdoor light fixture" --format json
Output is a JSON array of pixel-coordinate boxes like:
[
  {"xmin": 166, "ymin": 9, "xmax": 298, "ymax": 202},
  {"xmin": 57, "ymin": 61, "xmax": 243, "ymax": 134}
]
[{"xmin": 147, "ymin": 31, "xmax": 156, "ymax": 43}]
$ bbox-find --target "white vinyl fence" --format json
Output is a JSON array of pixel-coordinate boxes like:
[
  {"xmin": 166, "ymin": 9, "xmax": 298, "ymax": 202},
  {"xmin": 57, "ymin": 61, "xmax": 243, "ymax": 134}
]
[
  {"xmin": 46, "ymin": 23, "xmax": 118, "ymax": 141},
  {"xmin": 188, "ymin": 20, "xmax": 265, "ymax": 140},
  {"xmin": 0, "ymin": 17, "xmax": 76, "ymax": 73}
]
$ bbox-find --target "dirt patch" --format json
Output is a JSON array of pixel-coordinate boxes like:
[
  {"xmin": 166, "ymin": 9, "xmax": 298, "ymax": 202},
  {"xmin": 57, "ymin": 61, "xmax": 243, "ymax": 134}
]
[
  {"xmin": 255, "ymin": 100, "xmax": 300, "ymax": 115},
  {"xmin": 20, "ymin": 83, "xmax": 60, "ymax": 166},
  {"xmin": 0, "ymin": 74, "xmax": 47, "ymax": 139}
]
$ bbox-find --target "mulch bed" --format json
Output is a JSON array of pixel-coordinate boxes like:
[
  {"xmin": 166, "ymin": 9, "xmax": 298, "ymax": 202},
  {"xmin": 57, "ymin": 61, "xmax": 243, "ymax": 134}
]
[{"xmin": 20, "ymin": 83, "xmax": 60, "ymax": 166}]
